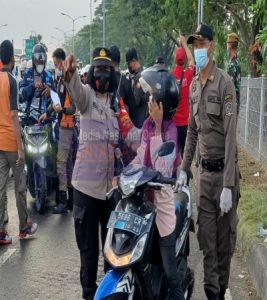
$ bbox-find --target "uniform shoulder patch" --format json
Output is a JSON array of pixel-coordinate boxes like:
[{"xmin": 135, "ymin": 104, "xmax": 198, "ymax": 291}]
[
  {"xmin": 225, "ymin": 94, "xmax": 233, "ymax": 103},
  {"xmin": 225, "ymin": 102, "xmax": 233, "ymax": 116}
]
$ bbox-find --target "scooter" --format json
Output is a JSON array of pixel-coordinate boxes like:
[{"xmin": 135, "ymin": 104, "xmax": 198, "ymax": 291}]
[
  {"xmin": 19, "ymin": 107, "xmax": 58, "ymax": 213},
  {"xmin": 94, "ymin": 141, "xmax": 194, "ymax": 300}
]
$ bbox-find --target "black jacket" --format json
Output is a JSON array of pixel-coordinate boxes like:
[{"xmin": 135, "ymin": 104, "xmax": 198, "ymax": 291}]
[{"xmin": 128, "ymin": 67, "xmax": 149, "ymax": 129}]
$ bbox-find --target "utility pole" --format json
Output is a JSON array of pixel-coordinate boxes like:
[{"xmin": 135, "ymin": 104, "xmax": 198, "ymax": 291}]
[
  {"xmin": 102, "ymin": 0, "xmax": 106, "ymax": 47},
  {"xmin": 89, "ymin": 0, "xmax": 93, "ymax": 63},
  {"xmin": 198, "ymin": 0, "xmax": 204, "ymax": 24}
]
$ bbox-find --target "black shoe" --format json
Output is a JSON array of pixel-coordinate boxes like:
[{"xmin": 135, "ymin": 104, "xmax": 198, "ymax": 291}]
[
  {"xmin": 4, "ymin": 210, "xmax": 9, "ymax": 224},
  {"xmin": 52, "ymin": 191, "xmax": 68, "ymax": 214},
  {"xmin": 67, "ymin": 187, "xmax": 73, "ymax": 211},
  {"xmin": 204, "ymin": 288, "xmax": 219, "ymax": 300},
  {"xmin": 219, "ymin": 288, "xmax": 226, "ymax": 300}
]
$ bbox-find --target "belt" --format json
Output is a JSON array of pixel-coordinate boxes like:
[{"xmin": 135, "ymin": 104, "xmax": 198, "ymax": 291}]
[{"xmin": 201, "ymin": 158, "xmax": 224, "ymax": 172}]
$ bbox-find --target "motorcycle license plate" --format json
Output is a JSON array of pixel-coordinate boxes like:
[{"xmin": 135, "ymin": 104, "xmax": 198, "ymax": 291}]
[{"xmin": 107, "ymin": 211, "xmax": 147, "ymax": 236}]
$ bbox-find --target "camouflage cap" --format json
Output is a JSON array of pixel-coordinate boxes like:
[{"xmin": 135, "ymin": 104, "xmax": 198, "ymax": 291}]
[{"xmin": 227, "ymin": 33, "xmax": 239, "ymax": 43}]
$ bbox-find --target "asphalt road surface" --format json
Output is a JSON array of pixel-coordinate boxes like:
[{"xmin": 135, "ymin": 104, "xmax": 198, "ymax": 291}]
[{"xmin": 0, "ymin": 178, "xmax": 260, "ymax": 300}]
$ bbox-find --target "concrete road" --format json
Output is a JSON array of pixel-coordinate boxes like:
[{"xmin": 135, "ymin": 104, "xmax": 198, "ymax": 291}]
[{"xmin": 0, "ymin": 178, "xmax": 260, "ymax": 300}]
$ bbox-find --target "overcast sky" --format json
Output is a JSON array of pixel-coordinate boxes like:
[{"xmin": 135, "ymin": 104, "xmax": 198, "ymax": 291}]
[{"xmin": 0, "ymin": 0, "xmax": 101, "ymax": 57}]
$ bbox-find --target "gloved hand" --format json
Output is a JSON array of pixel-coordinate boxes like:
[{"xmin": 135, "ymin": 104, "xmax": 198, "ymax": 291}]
[
  {"xmin": 175, "ymin": 170, "xmax": 188, "ymax": 192},
  {"xmin": 220, "ymin": 188, "xmax": 232, "ymax": 215}
]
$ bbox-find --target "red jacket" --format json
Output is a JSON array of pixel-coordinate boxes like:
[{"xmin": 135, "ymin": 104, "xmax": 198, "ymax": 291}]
[{"xmin": 172, "ymin": 65, "xmax": 194, "ymax": 126}]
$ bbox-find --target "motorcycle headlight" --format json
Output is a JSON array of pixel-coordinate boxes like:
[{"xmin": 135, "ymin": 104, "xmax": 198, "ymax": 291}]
[
  {"xmin": 119, "ymin": 170, "xmax": 143, "ymax": 196},
  {"xmin": 39, "ymin": 143, "xmax": 48, "ymax": 153},
  {"xmin": 104, "ymin": 231, "xmax": 148, "ymax": 267},
  {"xmin": 27, "ymin": 144, "xmax": 38, "ymax": 154}
]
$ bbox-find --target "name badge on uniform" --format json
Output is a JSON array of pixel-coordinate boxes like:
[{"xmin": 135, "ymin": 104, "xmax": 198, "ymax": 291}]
[{"xmin": 208, "ymin": 96, "xmax": 221, "ymax": 104}]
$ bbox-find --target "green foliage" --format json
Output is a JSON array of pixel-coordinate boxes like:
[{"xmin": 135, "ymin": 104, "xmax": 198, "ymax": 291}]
[
  {"xmin": 238, "ymin": 188, "xmax": 267, "ymax": 253},
  {"xmin": 65, "ymin": 0, "xmax": 267, "ymax": 75}
]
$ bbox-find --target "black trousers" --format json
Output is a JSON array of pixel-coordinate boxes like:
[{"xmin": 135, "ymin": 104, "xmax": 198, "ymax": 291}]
[
  {"xmin": 73, "ymin": 189, "xmax": 113, "ymax": 300},
  {"xmin": 177, "ymin": 125, "xmax": 188, "ymax": 159},
  {"xmin": 159, "ymin": 230, "xmax": 185, "ymax": 300}
]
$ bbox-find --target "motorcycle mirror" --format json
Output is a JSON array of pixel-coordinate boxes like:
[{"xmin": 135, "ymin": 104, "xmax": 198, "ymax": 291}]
[{"xmin": 157, "ymin": 141, "xmax": 175, "ymax": 157}]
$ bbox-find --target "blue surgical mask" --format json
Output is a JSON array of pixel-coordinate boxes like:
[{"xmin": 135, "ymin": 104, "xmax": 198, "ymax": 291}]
[{"xmin": 194, "ymin": 48, "xmax": 209, "ymax": 70}]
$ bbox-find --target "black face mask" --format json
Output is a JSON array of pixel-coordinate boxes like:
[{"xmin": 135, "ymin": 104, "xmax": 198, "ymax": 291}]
[
  {"xmin": 93, "ymin": 70, "xmax": 111, "ymax": 94},
  {"xmin": 128, "ymin": 66, "xmax": 135, "ymax": 74}
]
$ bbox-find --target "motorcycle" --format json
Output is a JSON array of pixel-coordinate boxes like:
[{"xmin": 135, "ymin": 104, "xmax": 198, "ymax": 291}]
[
  {"xmin": 19, "ymin": 107, "xmax": 58, "ymax": 213},
  {"xmin": 94, "ymin": 141, "xmax": 194, "ymax": 300}
]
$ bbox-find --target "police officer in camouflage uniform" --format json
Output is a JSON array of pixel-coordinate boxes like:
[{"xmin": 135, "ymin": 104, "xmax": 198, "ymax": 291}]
[
  {"xmin": 227, "ymin": 33, "xmax": 241, "ymax": 115},
  {"xmin": 177, "ymin": 23, "xmax": 240, "ymax": 300}
]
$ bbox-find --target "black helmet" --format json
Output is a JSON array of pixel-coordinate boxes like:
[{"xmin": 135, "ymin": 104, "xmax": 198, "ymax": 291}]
[
  {"xmin": 139, "ymin": 66, "xmax": 179, "ymax": 120},
  {"xmin": 32, "ymin": 44, "xmax": 47, "ymax": 72}
]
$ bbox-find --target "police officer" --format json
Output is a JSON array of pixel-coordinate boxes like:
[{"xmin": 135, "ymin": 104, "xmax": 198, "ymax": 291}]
[
  {"xmin": 109, "ymin": 46, "xmax": 137, "ymax": 166},
  {"xmin": 125, "ymin": 48, "xmax": 149, "ymax": 128},
  {"xmin": 177, "ymin": 23, "xmax": 240, "ymax": 300},
  {"xmin": 227, "ymin": 33, "xmax": 241, "ymax": 115},
  {"xmin": 62, "ymin": 48, "xmax": 119, "ymax": 300}
]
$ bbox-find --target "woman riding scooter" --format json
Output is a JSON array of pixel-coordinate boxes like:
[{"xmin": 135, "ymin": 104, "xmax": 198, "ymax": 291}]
[{"xmin": 123, "ymin": 65, "xmax": 184, "ymax": 299}]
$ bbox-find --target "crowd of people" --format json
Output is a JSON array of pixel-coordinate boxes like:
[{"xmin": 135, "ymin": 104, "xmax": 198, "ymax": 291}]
[{"xmin": 0, "ymin": 21, "xmax": 241, "ymax": 300}]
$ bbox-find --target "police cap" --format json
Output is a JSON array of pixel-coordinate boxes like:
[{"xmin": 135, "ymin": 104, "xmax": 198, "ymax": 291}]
[{"xmin": 187, "ymin": 23, "xmax": 214, "ymax": 44}]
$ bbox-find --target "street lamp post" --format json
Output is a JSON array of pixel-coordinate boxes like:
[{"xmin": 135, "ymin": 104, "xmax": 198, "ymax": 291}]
[
  {"xmin": 55, "ymin": 27, "xmax": 73, "ymax": 44},
  {"xmin": 61, "ymin": 13, "xmax": 87, "ymax": 56},
  {"xmin": 89, "ymin": 0, "xmax": 93, "ymax": 63},
  {"xmin": 50, "ymin": 36, "xmax": 63, "ymax": 47},
  {"xmin": 102, "ymin": 0, "xmax": 106, "ymax": 47},
  {"xmin": 0, "ymin": 24, "xmax": 8, "ymax": 29}
]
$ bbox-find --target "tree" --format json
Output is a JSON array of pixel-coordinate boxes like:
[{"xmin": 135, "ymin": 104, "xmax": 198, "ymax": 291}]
[
  {"xmin": 65, "ymin": 0, "xmax": 267, "ymax": 75},
  {"xmin": 29, "ymin": 34, "xmax": 48, "ymax": 52}
]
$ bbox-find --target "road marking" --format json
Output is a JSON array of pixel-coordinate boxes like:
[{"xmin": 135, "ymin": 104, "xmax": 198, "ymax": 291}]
[
  {"xmin": 0, "ymin": 248, "xmax": 16, "ymax": 267},
  {"xmin": 225, "ymin": 288, "xmax": 232, "ymax": 300}
]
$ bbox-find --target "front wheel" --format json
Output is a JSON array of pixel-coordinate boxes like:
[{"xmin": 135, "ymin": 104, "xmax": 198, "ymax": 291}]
[{"xmin": 34, "ymin": 165, "xmax": 47, "ymax": 214}]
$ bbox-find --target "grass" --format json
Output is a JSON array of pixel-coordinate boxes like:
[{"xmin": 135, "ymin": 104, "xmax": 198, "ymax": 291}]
[{"xmin": 237, "ymin": 147, "xmax": 267, "ymax": 253}]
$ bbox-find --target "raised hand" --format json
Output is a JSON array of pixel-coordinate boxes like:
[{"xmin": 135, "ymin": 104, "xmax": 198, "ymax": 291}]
[{"xmin": 62, "ymin": 54, "xmax": 77, "ymax": 82}]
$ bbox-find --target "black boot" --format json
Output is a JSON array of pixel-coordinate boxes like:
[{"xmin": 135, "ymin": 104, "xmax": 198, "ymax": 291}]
[
  {"xmin": 219, "ymin": 288, "xmax": 226, "ymax": 300},
  {"xmin": 67, "ymin": 187, "xmax": 73, "ymax": 211},
  {"xmin": 204, "ymin": 288, "xmax": 219, "ymax": 300},
  {"xmin": 53, "ymin": 191, "xmax": 68, "ymax": 214},
  {"xmin": 4, "ymin": 209, "xmax": 9, "ymax": 224}
]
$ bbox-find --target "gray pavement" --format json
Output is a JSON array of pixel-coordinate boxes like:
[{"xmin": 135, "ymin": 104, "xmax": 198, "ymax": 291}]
[{"xmin": 0, "ymin": 178, "xmax": 260, "ymax": 300}]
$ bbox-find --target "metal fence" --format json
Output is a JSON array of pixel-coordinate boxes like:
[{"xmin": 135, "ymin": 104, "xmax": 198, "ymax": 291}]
[{"xmin": 237, "ymin": 76, "xmax": 267, "ymax": 165}]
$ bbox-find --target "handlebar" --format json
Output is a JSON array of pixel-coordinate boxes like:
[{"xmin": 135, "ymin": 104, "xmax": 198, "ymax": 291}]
[{"xmin": 159, "ymin": 177, "xmax": 176, "ymax": 185}]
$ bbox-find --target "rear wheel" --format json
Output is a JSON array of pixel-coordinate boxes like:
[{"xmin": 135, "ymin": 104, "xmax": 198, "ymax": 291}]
[{"xmin": 34, "ymin": 165, "xmax": 47, "ymax": 214}]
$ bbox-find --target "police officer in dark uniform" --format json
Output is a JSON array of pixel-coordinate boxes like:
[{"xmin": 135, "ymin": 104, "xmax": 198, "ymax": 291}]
[
  {"xmin": 177, "ymin": 23, "xmax": 240, "ymax": 300},
  {"xmin": 109, "ymin": 46, "xmax": 137, "ymax": 166},
  {"xmin": 125, "ymin": 48, "xmax": 149, "ymax": 128}
]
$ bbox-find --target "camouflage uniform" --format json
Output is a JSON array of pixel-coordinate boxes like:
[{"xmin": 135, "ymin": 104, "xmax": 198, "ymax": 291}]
[{"xmin": 227, "ymin": 54, "xmax": 241, "ymax": 115}]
